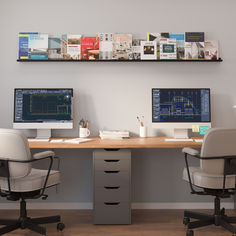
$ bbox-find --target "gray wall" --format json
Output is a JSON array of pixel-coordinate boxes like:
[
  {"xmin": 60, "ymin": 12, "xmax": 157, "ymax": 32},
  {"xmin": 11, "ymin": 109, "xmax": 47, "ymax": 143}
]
[{"xmin": 0, "ymin": 0, "xmax": 235, "ymax": 205}]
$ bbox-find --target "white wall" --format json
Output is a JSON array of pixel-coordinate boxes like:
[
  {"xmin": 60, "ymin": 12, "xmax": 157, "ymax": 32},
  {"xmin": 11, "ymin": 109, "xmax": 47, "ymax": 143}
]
[{"xmin": 0, "ymin": 0, "xmax": 235, "ymax": 207}]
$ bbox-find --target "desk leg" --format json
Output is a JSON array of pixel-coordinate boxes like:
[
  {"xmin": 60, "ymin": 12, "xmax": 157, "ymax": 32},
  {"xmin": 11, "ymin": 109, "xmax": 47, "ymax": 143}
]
[{"xmin": 234, "ymin": 192, "xmax": 236, "ymax": 210}]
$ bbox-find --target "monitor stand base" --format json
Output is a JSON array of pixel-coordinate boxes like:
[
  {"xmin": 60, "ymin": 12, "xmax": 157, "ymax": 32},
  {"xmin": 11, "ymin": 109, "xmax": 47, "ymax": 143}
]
[
  {"xmin": 36, "ymin": 129, "xmax": 51, "ymax": 140},
  {"xmin": 174, "ymin": 129, "xmax": 188, "ymax": 139}
]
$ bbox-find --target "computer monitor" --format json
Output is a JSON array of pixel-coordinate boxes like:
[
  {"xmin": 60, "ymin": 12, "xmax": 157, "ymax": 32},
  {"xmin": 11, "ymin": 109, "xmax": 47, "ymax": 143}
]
[
  {"xmin": 13, "ymin": 88, "xmax": 73, "ymax": 139},
  {"xmin": 152, "ymin": 88, "xmax": 211, "ymax": 138}
]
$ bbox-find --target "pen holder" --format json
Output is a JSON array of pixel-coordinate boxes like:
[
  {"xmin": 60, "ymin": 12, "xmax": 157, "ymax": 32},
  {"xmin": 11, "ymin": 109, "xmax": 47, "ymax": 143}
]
[
  {"xmin": 139, "ymin": 126, "xmax": 147, "ymax": 138},
  {"xmin": 79, "ymin": 128, "xmax": 90, "ymax": 138}
]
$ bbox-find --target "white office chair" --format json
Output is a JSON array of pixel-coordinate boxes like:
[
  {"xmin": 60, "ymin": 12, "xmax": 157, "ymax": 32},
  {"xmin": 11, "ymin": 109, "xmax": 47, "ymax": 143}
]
[
  {"xmin": 182, "ymin": 128, "xmax": 236, "ymax": 236},
  {"xmin": 0, "ymin": 128, "xmax": 65, "ymax": 235}
]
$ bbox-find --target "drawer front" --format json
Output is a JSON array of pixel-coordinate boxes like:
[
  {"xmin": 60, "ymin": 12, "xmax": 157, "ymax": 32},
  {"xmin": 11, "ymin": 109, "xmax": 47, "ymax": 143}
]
[
  {"xmin": 94, "ymin": 159, "xmax": 130, "ymax": 171},
  {"xmin": 94, "ymin": 202, "xmax": 131, "ymax": 224},
  {"xmin": 93, "ymin": 149, "xmax": 131, "ymax": 160},
  {"xmin": 94, "ymin": 170, "xmax": 130, "ymax": 187},
  {"xmin": 94, "ymin": 187, "xmax": 130, "ymax": 202}
]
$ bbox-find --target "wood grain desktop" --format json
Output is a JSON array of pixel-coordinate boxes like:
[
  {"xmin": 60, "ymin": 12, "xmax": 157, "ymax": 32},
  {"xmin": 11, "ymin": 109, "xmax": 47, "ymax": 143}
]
[{"xmin": 29, "ymin": 137, "xmax": 202, "ymax": 149}]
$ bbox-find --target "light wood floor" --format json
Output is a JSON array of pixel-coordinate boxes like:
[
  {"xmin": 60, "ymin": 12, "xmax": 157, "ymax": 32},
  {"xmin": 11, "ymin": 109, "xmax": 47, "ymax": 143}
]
[{"xmin": 0, "ymin": 209, "xmax": 235, "ymax": 236}]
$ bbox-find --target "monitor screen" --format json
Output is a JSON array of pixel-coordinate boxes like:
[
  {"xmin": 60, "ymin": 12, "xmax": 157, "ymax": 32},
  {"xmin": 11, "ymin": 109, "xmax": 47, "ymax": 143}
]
[
  {"xmin": 14, "ymin": 89, "xmax": 73, "ymax": 123},
  {"xmin": 152, "ymin": 88, "xmax": 210, "ymax": 123}
]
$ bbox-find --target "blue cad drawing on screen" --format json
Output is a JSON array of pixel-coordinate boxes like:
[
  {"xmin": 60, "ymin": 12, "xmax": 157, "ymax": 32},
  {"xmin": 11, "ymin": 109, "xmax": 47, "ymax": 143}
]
[{"xmin": 152, "ymin": 88, "xmax": 210, "ymax": 123}]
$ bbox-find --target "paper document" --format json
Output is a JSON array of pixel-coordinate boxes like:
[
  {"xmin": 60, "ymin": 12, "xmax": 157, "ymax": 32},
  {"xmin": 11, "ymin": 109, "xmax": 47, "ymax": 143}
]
[
  {"xmin": 192, "ymin": 125, "xmax": 200, "ymax": 132},
  {"xmin": 50, "ymin": 138, "xmax": 93, "ymax": 144},
  {"xmin": 64, "ymin": 138, "xmax": 93, "ymax": 144},
  {"xmin": 50, "ymin": 139, "xmax": 64, "ymax": 143}
]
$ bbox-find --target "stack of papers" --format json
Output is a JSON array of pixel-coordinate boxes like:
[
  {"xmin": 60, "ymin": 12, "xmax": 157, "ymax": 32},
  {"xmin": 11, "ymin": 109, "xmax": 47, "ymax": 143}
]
[
  {"xmin": 99, "ymin": 131, "xmax": 130, "ymax": 140},
  {"xmin": 50, "ymin": 138, "xmax": 93, "ymax": 144}
]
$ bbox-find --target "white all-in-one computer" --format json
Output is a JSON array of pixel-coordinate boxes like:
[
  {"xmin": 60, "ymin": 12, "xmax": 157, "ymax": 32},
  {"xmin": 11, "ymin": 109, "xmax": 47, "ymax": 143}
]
[
  {"xmin": 152, "ymin": 88, "xmax": 211, "ymax": 139},
  {"xmin": 13, "ymin": 88, "xmax": 73, "ymax": 140}
]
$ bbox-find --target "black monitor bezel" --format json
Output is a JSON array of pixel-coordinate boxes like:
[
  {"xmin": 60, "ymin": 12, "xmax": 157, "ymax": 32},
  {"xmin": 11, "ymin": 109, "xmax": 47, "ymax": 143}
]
[
  {"xmin": 13, "ymin": 88, "xmax": 73, "ymax": 123},
  {"xmin": 152, "ymin": 88, "xmax": 211, "ymax": 123}
]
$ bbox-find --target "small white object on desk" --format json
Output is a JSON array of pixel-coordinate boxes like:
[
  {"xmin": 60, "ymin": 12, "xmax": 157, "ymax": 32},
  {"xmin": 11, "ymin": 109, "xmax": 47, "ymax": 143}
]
[
  {"xmin": 99, "ymin": 130, "xmax": 130, "ymax": 139},
  {"xmin": 194, "ymin": 139, "xmax": 203, "ymax": 143},
  {"xmin": 165, "ymin": 138, "xmax": 193, "ymax": 142},
  {"xmin": 64, "ymin": 138, "xmax": 92, "ymax": 144},
  {"xmin": 50, "ymin": 139, "xmax": 64, "ymax": 143},
  {"xmin": 139, "ymin": 126, "xmax": 147, "ymax": 138},
  {"xmin": 28, "ymin": 138, "xmax": 49, "ymax": 142}
]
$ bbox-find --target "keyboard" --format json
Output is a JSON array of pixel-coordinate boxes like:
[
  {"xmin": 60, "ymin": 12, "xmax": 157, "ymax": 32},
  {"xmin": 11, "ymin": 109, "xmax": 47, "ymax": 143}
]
[
  {"xmin": 28, "ymin": 138, "xmax": 49, "ymax": 142},
  {"xmin": 194, "ymin": 139, "xmax": 203, "ymax": 143},
  {"xmin": 165, "ymin": 138, "xmax": 193, "ymax": 142}
]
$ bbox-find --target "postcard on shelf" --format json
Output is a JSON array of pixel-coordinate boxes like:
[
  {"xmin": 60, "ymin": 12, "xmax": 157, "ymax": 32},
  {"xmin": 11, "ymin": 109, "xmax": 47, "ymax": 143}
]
[
  {"xmin": 67, "ymin": 35, "xmax": 81, "ymax": 60},
  {"xmin": 112, "ymin": 34, "xmax": 132, "ymax": 60},
  {"xmin": 28, "ymin": 34, "xmax": 48, "ymax": 60},
  {"xmin": 48, "ymin": 35, "xmax": 63, "ymax": 60},
  {"xmin": 160, "ymin": 38, "xmax": 177, "ymax": 59},
  {"xmin": 18, "ymin": 32, "xmax": 38, "ymax": 60},
  {"xmin": 185, "ymin": 32, "xmax": 205, "ymax": 59},
  {"xmin": 98, "ymin": 33, "xmax": 113, "ymax": 60},
  {"xmin": 61, "ymin": 34, "xmax": 68, "ymax": 59},
  {"xmin": 147, "ymin": 33, "xmax": 161, "ymax": 59},
  {"xmin": 185, "ymin": 42, "xmax": 205, "ymax": 59},
  {"xmin": 160, "ymin": 32, "xmax": 170, "ymax": 38},
  {"xmin": 185, "ymin": 32, "xmax": 205, "ymax": 42},
  {"xmin": 81, "ymin": 36, "xmax": 99, "ymax": 60},
  {"xmin": 132, "ymin": 37, "xmax": 144, "ymax": 60},
  {"xmin": 169, "ymin": 34, "xmax": 185, "ymax": 59},
  {"xmin": 141, "ymin": 41, "xmax": 157, "ymax": 60},
  {"xmin": 205, "ymin": 40, "xmax": 219, "ymax": 60}
]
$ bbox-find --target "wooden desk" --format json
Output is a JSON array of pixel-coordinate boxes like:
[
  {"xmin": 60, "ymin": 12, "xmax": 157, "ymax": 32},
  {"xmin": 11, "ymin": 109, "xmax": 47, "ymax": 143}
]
[
  {"xmin": 29, "ymin": 137, "xmax": 202, "ymax": 149},
  {"xmin": 29, "ymin": 136, "xmax": 203, "ymax": 224}
]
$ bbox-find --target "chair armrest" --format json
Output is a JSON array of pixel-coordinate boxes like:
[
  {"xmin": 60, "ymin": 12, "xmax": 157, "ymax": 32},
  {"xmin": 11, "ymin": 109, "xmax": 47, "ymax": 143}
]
[
  {"xmin": 182, "ymin": 147, "xmax": 200, "ymax": 157},
  {"xmin": 33, "ymin": 151, "xmax": 55, "ymax": 160}
]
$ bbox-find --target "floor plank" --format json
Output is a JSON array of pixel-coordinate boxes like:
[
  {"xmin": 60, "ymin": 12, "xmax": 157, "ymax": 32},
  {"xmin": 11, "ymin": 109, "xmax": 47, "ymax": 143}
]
[{"xmin": 0, "ymin": 209, "xmax": 234, "ymax": 235}]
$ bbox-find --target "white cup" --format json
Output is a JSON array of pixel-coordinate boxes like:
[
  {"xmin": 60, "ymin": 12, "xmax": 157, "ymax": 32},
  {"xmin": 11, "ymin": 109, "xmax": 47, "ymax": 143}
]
[
  {"xmin": 79, "ymin": 128, "xmax": 90, "ymax": 138},
  {"xmin": 139, "ymin": 126, "xmax": 147, "ymax": 137}
]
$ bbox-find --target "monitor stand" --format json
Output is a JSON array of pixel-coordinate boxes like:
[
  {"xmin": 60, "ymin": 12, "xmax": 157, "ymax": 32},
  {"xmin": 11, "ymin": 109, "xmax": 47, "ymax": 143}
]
[
  {"xmin": 174, "ymin": 129, "xmax": 189, "ymax": 139},
  {"xmin": 36, "ymin": 129, "xmax": 51, "ymax": 141}
]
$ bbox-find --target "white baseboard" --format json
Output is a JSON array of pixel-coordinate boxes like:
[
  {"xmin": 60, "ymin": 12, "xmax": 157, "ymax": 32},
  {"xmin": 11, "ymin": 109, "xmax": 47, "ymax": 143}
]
[{"xmin": 0, "ymin": 202, "xmax": 234, "ymax": 210}]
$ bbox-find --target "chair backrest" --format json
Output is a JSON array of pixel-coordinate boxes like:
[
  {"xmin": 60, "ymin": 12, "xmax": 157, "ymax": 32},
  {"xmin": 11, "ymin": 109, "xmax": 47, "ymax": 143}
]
[
  {"xmin": 200, "ymin": 128, "xmax": 236, "ymax": 175},
  {"xmin": 0, "ymin": 129, "xmax": 32, "ymax": 178}
]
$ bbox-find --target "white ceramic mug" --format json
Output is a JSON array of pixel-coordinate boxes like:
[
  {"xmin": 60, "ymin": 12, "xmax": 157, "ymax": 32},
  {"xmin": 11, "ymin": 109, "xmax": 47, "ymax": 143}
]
[
  {"xmin": 79, "ymin": 128, "xmax": 90, "ymax": 138},
  {"xmin": 139, "ymin": 126, "xmax": 147, "ymax": 138}
]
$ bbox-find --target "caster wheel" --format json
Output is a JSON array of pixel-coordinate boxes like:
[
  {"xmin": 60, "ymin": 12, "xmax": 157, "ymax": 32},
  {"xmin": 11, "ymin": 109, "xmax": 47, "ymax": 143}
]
[
  {"xmin": 183, "ymin": 217, "xmax": 190, "ymax": 225},
  {"xmin": 187, "ymin": 229, "xmax": 194, "ymax": 236},
  {"xmin": 57, "ymin": 222, "xmax": 65, "ymax": 231}
]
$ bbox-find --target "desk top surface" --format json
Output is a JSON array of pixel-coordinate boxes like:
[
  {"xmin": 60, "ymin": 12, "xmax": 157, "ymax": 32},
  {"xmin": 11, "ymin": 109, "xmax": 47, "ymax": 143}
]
[{"xmin": 28, "ymin": 137, "xmax": 202, "ymax": 149}]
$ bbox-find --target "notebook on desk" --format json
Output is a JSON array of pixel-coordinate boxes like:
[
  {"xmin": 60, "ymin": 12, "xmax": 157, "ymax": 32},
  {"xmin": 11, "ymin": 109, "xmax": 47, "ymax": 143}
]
[{"xmin": 50, "ymin": 138, "xmax": 93, "ymax": 144}]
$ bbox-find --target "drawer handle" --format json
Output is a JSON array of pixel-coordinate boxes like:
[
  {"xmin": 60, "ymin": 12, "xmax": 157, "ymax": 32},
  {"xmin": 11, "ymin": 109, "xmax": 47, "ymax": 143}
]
[
  {"xmin": 104, "ymin": 202, "xmax": 120, "ymax": 205},
  {"xmin": 104, "ymin": 171, "xmax": 120, "ymax": 174},
  {"xmin": 104, "ymin": 186, "xmax": 120, "ymax": 189},
  {"xmin": 104, "ymin": 160, "xmax": 120, "ymax": 162}
]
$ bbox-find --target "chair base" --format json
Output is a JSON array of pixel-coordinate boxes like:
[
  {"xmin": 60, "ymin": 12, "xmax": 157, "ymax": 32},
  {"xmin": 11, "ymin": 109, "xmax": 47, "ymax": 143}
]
[
  {"xmin": 184, "ymin": 197, "xmax": 236, "ymax": 235},
  {"xmin": 0, "ymin": 199, "xmax": 64, "ymax": 235}
]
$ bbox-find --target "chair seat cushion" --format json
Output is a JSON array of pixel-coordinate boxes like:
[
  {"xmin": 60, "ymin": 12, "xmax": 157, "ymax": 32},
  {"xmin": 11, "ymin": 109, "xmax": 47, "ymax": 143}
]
[
  {"xmin": 0, "ymin": 168, "xmax": 60, "ymax": 192},
  {"xmin": 183, "ymin": 167, "xmax": 235, "ymax": 189}
]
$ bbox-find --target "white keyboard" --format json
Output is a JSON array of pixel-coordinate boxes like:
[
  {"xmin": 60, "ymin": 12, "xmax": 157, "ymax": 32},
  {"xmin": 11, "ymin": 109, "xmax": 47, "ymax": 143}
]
[
  {"xmin": 165, "ymin": 138, "xmax": 193, "ymax": 142},
  {"xmin": 194, "ymin": 139, "xmax": 203, "ymax": 143},
  {"xmin": 28, "ymin": 138, "xmax": 49, "ymax": 142}
]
